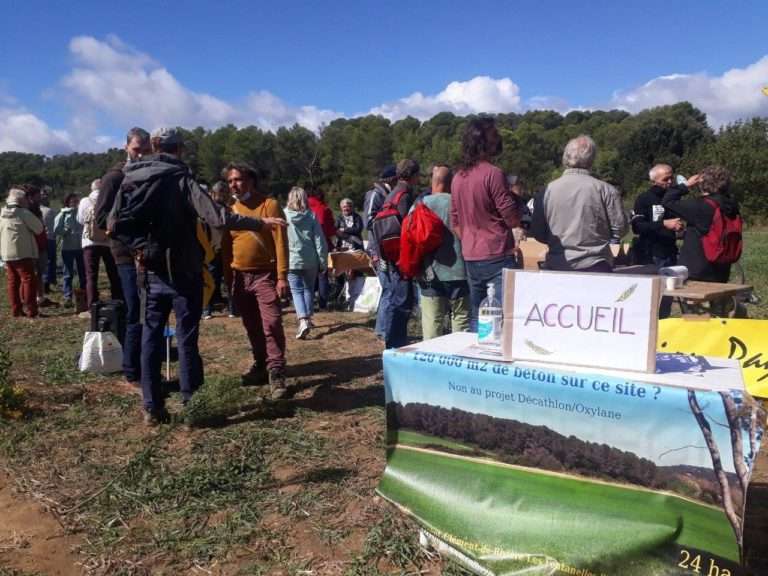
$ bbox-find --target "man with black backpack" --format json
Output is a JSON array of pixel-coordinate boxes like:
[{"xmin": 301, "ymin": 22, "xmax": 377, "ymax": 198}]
[
  {"xmin": 371, "ymin": 159, "xmax": 420, "ymax": 349},
  {"xmin": 112, "ymin": 128, "xmax": 283, "ymax": 425}
]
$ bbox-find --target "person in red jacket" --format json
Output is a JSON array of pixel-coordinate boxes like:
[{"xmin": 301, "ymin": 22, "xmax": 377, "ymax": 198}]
[{"xmin": 307, "ymin": 189, "xmax": 335, "ymax": 309}]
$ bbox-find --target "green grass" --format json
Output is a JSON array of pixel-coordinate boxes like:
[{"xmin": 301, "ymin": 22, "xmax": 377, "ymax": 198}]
[
  {"xmin": 740, "ymin": 229, "xmax": 768, "ymax": 318},
  {"xmin": 378, "ymin": 447, "xmax": 739, "ymax": 575},
  {"xmin": 393, "ymin": 430, "xmax": 483, "ymax": 455}
]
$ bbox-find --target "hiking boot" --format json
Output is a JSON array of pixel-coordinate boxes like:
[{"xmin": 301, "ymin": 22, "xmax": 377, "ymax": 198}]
[
  {"xmin": 242, "ymin": 363, "xmax": 268, "ymax": 387},
  {"xmin": 269, "ymin": 369, "xmax": 290, "ymax": 400},
  {"xmin": 143, "ymin": 408, "xmax": 170, "ymax": 427},
  {"xmin": 296, "ymin": 319, "xmax": 310, "ymax": 340}
]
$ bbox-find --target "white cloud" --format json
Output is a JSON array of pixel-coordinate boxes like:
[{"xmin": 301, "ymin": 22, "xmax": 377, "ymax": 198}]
[
  {"xmin": 0, "ymin": 106, "xmax": 74, "ymax": 154},
  {"xmin": 62, "ymin": 35, "xmax": 343, "ymax": 133},
  {"xmin": 610, "ymin": 56, "xmax": 768, "ymax": 127},
  {"xmin": 4, "ymin": 34, "xmax": 768, "ymax": 155},
  {"xmin": 370, "ymin": 76, "xmax": 523, "ymax": 120}
]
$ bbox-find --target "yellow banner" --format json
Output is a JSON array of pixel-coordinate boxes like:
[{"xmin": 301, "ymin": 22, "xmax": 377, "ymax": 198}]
[{"xmin": 658, "ymin": 318, "xmax": 768, "ymax": 398}]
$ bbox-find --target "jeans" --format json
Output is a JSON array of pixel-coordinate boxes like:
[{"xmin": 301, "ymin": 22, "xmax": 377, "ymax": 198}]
[
  {"xmin": 288, "ymin": 268, "xmax": 318, "ymax": 319},
  {"xmin": 83, "ymin": 245, "xmax": 123, "ymax": 308},
  {"xmin": 140, "ymin": 273, "xmax": 203, "ymax": 412},
  {"xmin": 317, "ymin": 270, "xmax": 330, "ymax": 309},
  {"xmin": 465, "ymin": 255, "xmax": 517, "ymax": 332},
  {"xmin": 381, "ymin": 266, "xmax": 414, "ymax": 349},
  {"xmin": 653, "ymin": 255, "xmax": 676, "ymax": 319},
  {"xmin": 45, "ymin": 238, "xmax": 57, "ymax": 287},
  {"xmin": 36, "ymin": 250, "xmax": 47, "ymax": 298},
  {"xmin": 374, "ymin": 268, "xmax": 391, "ymax": 337},
  {"xmin": 118, "ymin": 263, "xmax": 142, "ymax": 382},
  {"xmin": 233, "ymin": 270, "xmax": 286, "ymax": 371},
  {"xmin": 61, "ymin": 249, "xmax": 86, "ymax": 300},
  {"xmin": 205, "ymin": 254, "xmax": 224, "ymax": 314},
  {"xmin": 5, "ymin": 259, "xmax": 38, "ymax": 317}
]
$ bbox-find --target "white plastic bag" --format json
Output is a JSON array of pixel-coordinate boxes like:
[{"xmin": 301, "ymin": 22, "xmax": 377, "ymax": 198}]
[
  {"xmin": 78, "ymin": 331, "xmax": 123, "ymax": 373},
  {"xmin": 352, "ymin": 276, "xmax": 381, "ymax": 313}
]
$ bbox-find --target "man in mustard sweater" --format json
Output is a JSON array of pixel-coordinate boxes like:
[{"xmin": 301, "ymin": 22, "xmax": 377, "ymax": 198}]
[{"xmin": 223, "ymin": 162, "xmax": 290, "ymax": 399}]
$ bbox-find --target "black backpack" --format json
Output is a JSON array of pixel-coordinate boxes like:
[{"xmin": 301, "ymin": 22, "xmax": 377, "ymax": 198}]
[
  {"xmin": 90, "ymin": 300, "xmax": 127, "ymax": 345},
  {"xmin": 108, "ymin": 169, "xmax": 186, "ymax": 264}
]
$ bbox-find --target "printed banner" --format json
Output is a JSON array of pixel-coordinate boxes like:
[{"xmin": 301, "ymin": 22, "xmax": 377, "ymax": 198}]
[
  {"xmin": 659, "ymin": 319, "xmax": 768, "ymax": 399},
  {"xmin": 379, "ymin": 335, "xmax": 765, "ymax": 576}
]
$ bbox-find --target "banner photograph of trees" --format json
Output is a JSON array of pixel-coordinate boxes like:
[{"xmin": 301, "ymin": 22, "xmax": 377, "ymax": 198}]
[{"xmin": 379, "ymin": 350, "xmax": 765, "ymax": 576}]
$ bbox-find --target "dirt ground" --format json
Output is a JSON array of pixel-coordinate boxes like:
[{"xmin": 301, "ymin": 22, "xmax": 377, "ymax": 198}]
[{"xmin": 0, "ymin": 303, "xmax": 766, "ymax": 575}]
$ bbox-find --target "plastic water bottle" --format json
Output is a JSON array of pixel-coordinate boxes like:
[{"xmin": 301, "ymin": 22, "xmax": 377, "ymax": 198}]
[{"xmin": 478, "ymin": 282, "xmax": 502, "ymax": 347}]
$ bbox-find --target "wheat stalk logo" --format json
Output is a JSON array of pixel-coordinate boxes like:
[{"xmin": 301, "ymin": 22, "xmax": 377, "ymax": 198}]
[
  {"xmin": 525, "ymin": 339, "xmax": 553, "ymax": 355},
  {"xmin": 615, "ymin": 283, "xmax": 638, "ymax": 303}
]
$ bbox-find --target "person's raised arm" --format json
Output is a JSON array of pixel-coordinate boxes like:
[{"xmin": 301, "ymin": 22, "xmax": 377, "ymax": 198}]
[{"xmin": 188, "ymin": 178, "xmax": 284, "ymax": 231}]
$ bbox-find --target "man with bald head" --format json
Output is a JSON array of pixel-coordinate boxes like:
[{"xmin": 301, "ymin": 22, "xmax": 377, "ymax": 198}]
[
  {"xmin": 416, "ymin": 164, "xmax": 470, "ymax": 339},
  {"xmin": 631, "ymin": 164, "xmax": 684, "ymax": 268},
  {"xmin": 531, "ymin": 135, "xmax": 627, "ymax": 272}
]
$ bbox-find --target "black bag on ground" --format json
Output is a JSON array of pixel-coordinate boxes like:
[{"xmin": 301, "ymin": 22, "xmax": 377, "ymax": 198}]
[{"xmin": 90, "ymin": 300, "xmax": 127, "ymax": 345}]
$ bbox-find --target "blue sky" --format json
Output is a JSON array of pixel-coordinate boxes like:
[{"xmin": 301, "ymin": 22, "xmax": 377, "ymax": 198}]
[{"xmin": 1, "ymin": 0, "xmax": 768, "ymax": 154}]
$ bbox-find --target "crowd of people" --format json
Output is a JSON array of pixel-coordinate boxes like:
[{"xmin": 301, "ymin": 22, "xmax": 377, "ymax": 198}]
[{"xmin": 0, "ymin": 119, "xmax": 743, "ymax": 424}]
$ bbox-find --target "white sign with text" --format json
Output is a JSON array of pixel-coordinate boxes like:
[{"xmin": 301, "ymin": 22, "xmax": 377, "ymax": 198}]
[{"xmin": 502, "ymin": 270, "xmax": 661, "ymax": 373}]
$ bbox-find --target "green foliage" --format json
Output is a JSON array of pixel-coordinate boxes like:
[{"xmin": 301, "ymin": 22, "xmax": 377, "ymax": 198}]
[
  {"xmin": 0, "ymin": 326, "xmax": 25, "ymax": 419},
  {"xmin": 1, "ymin": 104, "xmax": 767, "ymax": 220}
]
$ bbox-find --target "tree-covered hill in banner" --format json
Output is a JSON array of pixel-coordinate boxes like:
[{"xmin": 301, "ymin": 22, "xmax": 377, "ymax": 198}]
[
  {"xmin": 1, "ymin": 104, "xmax": 767, "ymax": 221},
  {"xmin": 388, "ymin": 403, "xmax": 740, "ymax": 507}
]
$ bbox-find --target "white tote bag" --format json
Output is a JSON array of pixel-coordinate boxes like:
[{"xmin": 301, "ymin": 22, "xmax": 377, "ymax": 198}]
[
  {"xmin": 351, "ymin": 276, "xmax": 381, "ymax": 313},
  {"xmin": 78, "ymin": 331, "xmax": 123, "ymax": 373}
]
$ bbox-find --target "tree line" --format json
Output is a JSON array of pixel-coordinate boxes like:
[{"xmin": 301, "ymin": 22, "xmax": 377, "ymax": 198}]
[
  {"xmin": 1, "ymin": 103, "xmax": 766, "ymax": 221},
  {"xmin": 388, "ymin": 401, "xmax": 728, "ymax": 506}
]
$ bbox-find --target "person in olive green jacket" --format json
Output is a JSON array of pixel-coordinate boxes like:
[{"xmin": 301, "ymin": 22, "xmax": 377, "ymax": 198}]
[{"xmin": 0, "ymin": 188, "xmax": 44, "ymax": 317}]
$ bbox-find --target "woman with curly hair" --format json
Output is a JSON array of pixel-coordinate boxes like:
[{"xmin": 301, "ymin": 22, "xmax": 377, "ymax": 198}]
[{"xmin": 662, "ymin": 165, "xmax": 742, "ymax": 283}]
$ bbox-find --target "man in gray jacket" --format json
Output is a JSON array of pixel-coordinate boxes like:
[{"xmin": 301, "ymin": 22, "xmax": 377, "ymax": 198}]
[{"xmin": 531, "ymin": 135, "xmax": 627, "ymax": 272}]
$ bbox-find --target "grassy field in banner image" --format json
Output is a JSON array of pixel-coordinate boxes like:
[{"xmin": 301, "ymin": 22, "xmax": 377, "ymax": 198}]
[{"xmin": 380, "ymin": 433, "xmax": 739, "ymax": 576}]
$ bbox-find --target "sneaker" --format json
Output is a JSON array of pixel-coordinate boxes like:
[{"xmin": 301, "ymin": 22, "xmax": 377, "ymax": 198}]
[
  {"xmin": 78, "ymin": 311, "xmax": 91, "ymax": 319},
  {"xmin": 203, "ymin": 312, "xmax": 213, "ymax": 320},
  {"xmin": 242, "ymin": 363, "xmax": 268, "ymax": 387},
  {"xmin": 37, "ymin": 297, "xmax": 56, "ymax": 308},
  {"xmin": 269, "ymin": 369, "xmax": 290, "ymax": 400},
  {"xmin": 62, "ymin": 298, "xmax": 74, "ymax": 309},
  {"xmin": 296, "ymin": 319, "xmax": 310, "ymax": 340},
  {"xmin": 143, "ymin": 409, "xmax": 170, "ymax": 427}
]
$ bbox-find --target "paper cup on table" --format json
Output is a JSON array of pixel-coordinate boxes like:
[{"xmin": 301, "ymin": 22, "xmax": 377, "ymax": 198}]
[{"xmin": 665, "ymin": 276, "xmax": 678, "ymax": 291}]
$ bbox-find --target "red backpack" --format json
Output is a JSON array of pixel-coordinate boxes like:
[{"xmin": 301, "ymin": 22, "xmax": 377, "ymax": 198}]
[
  {"xmin": 701, "ymin": 197, "xmax": 743, "ymax": 264},
  {"xmin": 397, "ymin": 203, "xmax": 445, "ymax": 279},
  {"xmin": 372, "ymin": 188, "xmax": 409, "ymax": 263}
]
